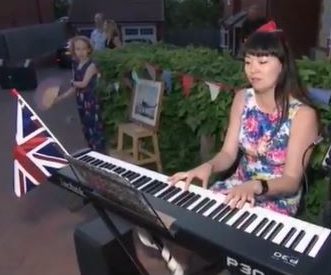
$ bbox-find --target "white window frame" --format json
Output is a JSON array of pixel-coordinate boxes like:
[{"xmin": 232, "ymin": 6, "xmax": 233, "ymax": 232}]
[{"xmin": 121, "ymin": 24, "xmax": 157, "ymax": 45}]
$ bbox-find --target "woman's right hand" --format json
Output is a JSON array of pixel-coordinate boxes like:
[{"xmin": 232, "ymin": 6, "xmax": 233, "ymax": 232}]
[{"xmin": 168, "ymin": 162, "xmax": 213, "ymax": 190}]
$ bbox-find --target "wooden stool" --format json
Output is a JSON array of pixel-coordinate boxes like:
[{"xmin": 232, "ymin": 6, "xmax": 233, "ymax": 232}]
[{"xmin": 114, "ymin": 122, "xmax": 162, "ymax": 172}]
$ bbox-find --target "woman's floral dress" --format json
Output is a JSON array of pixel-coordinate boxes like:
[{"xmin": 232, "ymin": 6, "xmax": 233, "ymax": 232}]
[{"xmin": 211, "ymin": 88, "xmax": 303, "ymax": 216}]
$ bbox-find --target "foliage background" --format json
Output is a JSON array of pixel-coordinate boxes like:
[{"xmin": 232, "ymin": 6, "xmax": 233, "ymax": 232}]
[
  {"xmin": 53, "ymin": 0, "xmax": 70, "ymax": 19},
  {"xmin": 94, "ymin": 44, "xmax": 331, "ymax": 223},
  {"xmin": 165, "ymin": 0, "xmax": 222, "ymax": 29}
]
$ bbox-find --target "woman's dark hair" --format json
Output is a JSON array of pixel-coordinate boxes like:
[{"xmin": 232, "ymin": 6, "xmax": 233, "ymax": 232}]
[
  {"xmin": 104, "ymin": 19, "xmax": 120, "ymax": 38},
  {"xmin": 242, "ymin": 31, "xmax": 313, "ymax": 124}
]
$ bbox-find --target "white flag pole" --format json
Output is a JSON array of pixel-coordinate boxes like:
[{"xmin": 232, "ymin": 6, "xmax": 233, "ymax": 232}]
[{"xmin": 12, "ymin": 89, "xmax": 70, "ymax": 155}]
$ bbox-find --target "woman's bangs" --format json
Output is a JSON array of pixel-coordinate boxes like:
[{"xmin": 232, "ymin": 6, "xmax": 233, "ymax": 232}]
[
  {"xmin": 243, "ymin": 32, "xmax": 282, "ymax": 58},
  {"xmin": 244, "ymin": 47, "xmax": 276, "ymax": 57}
]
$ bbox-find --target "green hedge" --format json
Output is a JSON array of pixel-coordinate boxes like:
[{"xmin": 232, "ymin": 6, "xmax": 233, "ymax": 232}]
[{"xmin": 94, "ymin": 43, "xmax": 331, "ymax": 222}]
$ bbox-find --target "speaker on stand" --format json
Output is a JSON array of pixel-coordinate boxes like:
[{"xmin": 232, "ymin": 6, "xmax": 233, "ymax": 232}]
[{"xmin": 74, "ymin": 213, "xmax": 144, "ymax": 275}]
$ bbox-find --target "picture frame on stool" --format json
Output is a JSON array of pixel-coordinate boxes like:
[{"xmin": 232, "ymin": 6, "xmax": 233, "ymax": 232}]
[
  {"xmin": 111, "ymin": 79, "xmax": 164, "ymax": 172},
  {"xmin": 130, "ymin": 79, "xmax": 164, "ymax": 131}
]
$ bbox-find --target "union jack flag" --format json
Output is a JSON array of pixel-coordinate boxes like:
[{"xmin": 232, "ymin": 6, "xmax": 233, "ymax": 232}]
[{"xmin": 12, "ymin": 89, "xmax": 68, "ymax": 197}]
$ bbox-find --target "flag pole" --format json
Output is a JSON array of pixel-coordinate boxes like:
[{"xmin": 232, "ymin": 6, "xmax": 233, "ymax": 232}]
[{"xmin": 11, "ymin": 89, "xmax": 70, "ymax": 155}]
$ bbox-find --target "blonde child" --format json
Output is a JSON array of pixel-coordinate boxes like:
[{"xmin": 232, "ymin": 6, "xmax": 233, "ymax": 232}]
[{"xmin": 58, "ymin": 36, "xmax": 105, "ymax": 152}]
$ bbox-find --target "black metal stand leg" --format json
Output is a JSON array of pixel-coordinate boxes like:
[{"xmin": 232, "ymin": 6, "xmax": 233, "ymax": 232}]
[{"xmin": 90, "ymin": 200, "xmax": 149, "ymax": 275}]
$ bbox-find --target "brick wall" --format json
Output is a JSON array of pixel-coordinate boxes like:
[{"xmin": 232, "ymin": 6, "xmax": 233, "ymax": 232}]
[
  {"xmin": 319, "ymin": 0, "xmax": 331, "ymax": 48},
  {"xmin": 0, "ymin": 0, "xmax": 54, "ymax": 29},
  {"xmin": 241, "ymin": 0, "xmax": 267, "ymax": 16},
  {"xmin": 222, "ymin": 0, "xmax": 267, "ymax": 18}
]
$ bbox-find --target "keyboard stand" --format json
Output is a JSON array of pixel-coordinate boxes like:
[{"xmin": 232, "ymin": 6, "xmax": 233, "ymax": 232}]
[
  {"xmin": 87, "ymin": 193, "xmax": 149, "ymax": 275},
  {"xmin": 74, "ymin": 214, "xmax": 140, "ymax": 275},
  {"xmin": 64, "ymin": 155, "xmax": 177, "ymax": 275}
]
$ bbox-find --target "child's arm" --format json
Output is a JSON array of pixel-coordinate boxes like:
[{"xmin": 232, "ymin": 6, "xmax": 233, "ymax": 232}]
[
  {"xmin": 72, "ymin": 63, "xmax": 98, "ymax": 89},
  {"xmin": 54, "ymin": 86, "xmax": 76, "ymax": 104}
]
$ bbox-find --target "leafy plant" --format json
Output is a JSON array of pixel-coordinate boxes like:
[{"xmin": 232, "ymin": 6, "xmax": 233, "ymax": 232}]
[
  {"xmin": 165, "ymin": 0, "xmax": 222, "ymax": 28},
  {"xmin": 54, "ymin": 0, "xmax": 70, "ymax": 19}
]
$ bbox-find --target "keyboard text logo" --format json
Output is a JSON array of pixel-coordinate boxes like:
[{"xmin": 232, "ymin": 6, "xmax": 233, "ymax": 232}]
[
  {"xmin": 272, "ymin": 251, "xmax": 299, "ymax": 267},
  {"xmin": 226, "ymin": 256, "xmax": 265, "ymax": 275},
  {"xmin": 60, "ymin": 179, "xmax": 85, "ymax": 197}
]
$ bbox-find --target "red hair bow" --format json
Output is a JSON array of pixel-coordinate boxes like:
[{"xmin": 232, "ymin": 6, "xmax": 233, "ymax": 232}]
[{"xmin": 256, "ymin": 20, "xmax": 278, "ymax": 32}]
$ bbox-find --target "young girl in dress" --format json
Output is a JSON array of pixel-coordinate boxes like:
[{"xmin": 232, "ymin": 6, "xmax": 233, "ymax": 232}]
[{"xmin": 58, "ymin": 36, "xmax": 106, "ymax": 152}]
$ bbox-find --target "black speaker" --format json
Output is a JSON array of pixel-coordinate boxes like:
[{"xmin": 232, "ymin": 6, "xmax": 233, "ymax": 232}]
[
  {"xmin": 0, "ymin": 60, "xmax": 37, "ymax": 90},
  {"xmin": 74, "ymin": 214, "xmax": 142, "ymax": 275}
]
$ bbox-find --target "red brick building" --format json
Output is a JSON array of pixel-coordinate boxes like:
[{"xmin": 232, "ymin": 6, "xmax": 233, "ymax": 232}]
[
  {"xmin": 222, "ymin": 0, "xmax": 322, "ymax": 57},
  {"xmin": 0, "ymin": 0, "xmax": 54, "ymax": 29}
]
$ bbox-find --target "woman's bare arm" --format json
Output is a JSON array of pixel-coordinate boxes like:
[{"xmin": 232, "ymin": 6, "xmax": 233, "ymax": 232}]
[
  {"xmin": 113, "ymin": 36, "xmax": 122, "ymax": 48},
  {"xmin": 263, "ymin": 106, "xmax": 318, "ymax": 196}
]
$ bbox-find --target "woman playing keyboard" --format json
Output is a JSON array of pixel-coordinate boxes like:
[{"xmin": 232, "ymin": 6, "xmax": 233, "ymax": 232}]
[
  {"xmin": 170, "ymin": 21, "xmax": 319, "ymax": 217},
  {"xmin": 136, "ymin": 21, "xmax": 320, "ymax": 275}
]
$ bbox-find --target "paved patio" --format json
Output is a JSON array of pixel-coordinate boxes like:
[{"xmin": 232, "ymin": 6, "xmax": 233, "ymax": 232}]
[{"xmin": 0, "ymin": 65, "xmax": 97, "ymax": 275}]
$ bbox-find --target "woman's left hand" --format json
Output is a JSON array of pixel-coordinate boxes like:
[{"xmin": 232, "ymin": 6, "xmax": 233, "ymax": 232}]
[{"xmin": 223, "ymin": 180, "xmax": 261, "ymax": 209}]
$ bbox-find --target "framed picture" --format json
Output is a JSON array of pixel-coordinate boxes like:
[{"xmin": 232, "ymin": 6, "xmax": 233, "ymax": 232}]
[{"xmin": 131, "ymin": 79, "xmax": 164, "ymax": 130}]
